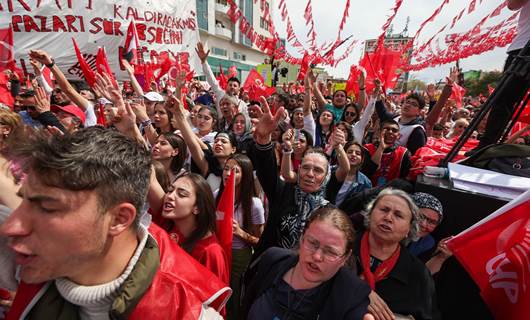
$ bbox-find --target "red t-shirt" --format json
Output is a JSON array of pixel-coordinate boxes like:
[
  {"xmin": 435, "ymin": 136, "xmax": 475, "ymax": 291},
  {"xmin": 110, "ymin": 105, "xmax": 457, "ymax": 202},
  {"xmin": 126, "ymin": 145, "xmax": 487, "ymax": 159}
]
[{"xmin": 152, "ymin": 213, "xmax": 229, "ymax": 285}]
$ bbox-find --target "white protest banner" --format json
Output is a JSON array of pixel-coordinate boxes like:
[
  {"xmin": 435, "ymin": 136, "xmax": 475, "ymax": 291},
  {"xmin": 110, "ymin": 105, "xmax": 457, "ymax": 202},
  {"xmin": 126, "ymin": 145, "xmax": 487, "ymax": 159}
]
[{"xmin": 0, "ymin": 0, "xmax": 201, "ymax": 81}]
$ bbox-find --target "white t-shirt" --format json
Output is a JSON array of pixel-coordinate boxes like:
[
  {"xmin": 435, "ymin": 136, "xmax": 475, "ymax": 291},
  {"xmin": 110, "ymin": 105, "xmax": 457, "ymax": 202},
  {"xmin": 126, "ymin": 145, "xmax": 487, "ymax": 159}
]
[{"xmin": 508, "ymin": 1, "xmax": 530, "ymax": 52}]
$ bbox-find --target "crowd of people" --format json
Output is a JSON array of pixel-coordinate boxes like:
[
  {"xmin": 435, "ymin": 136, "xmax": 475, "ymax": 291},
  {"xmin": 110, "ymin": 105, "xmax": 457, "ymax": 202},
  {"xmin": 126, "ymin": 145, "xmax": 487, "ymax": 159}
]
[{"xmin": 0, "ymin": 2, "xmax": 529, "ymax": 316}]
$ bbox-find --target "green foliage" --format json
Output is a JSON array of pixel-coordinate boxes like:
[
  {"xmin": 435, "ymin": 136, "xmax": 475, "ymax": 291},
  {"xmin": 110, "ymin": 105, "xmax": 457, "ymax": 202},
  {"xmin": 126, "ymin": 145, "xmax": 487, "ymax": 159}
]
[{"xmin": 463, "ymin": 70, "xmax": 503, "ymax": 97}]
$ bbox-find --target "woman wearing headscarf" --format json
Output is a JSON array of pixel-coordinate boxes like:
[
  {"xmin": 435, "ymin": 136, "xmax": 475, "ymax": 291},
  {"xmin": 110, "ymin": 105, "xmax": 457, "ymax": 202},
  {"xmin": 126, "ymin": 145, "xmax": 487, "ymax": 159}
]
[
  {"xmin": 251, "ymin": 97, "xmax": 333, "ymax": 258},
  {"xmin": 230, "ymin": 112, "xmax": 254, "ymax": 154},
  {"xmin": 354, "ymin": 188, "xmax": 438, "ymax": 320}
]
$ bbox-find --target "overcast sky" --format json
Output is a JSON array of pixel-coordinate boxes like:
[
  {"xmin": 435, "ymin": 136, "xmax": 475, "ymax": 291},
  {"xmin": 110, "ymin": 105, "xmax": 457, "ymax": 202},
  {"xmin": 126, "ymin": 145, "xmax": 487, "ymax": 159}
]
[{"xmin": 272, "ymin": 0, "xmax": 516, "ymax": 83}]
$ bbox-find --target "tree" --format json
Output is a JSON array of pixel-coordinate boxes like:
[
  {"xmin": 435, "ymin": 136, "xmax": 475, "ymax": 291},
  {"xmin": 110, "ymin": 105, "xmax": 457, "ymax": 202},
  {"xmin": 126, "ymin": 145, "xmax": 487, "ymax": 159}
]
[{"xmin": 464, "ymin": 70, "xmax": 502, "ymax": 97}]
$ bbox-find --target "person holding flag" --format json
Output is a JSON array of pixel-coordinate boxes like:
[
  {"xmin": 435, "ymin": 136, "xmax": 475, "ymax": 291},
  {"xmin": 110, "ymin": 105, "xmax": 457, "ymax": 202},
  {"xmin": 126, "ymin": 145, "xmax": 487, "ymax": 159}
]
[{"xmin": 215, "ymin": 153, "xmax": 265, "ymax": 320}]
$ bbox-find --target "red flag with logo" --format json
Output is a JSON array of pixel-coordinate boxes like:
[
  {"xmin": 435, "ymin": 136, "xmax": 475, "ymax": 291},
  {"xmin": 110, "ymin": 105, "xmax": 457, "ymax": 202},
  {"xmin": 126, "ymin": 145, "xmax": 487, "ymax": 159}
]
[
  {"xmin": 243, "ymin": 69, "xmax": 276, "ymax": 102},
  {"xmin": 447, "ymin": 190, "xmax": 530, "ymax": 320},
  {"xmin": 216, "ymin": 169, "xmax": 235, "ymax": 273},
  {"xmin": 0, "ymin": 25, "xmax": 15, "ymax": 70},
  {"xmin": 72, "ymin": 38, "xmax": 96, "ymax": 87}
]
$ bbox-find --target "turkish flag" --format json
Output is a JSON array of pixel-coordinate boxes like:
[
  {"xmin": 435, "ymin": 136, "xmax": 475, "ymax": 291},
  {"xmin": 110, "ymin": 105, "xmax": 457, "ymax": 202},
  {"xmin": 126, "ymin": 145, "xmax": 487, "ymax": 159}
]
[
  {"xmin": 488, "ymin": 84, "xmax": 495, "ymax": 96},
  {"xmin": 72, "ymin": 38, "xmax": 96, "ymax": 87},
  {"xmin": 242, "ymin": 69, "xmax": 276, "ymax": 102},
  {"xmin": 216, "ymin": 169, "xmax": 235, "ymax": 274},
  {"xmin": 360, "ymin": 47, "xmax": 401, "ymax": 93},
  {"xmin": 122, "ymin": 20, "xmax": 140, "ymax": 65},
  {"xmin": 447, "ymin": 190, "xmax": 530, "ymax": 320},
  {"xmin": 0, "ymin": 25, "xmax": 15, "ymax": 70}
]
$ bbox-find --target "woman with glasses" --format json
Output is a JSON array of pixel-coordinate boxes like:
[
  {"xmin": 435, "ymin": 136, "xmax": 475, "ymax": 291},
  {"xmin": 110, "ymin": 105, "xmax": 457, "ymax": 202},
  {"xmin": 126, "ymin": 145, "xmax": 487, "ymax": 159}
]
[
  {"xmin": 409, "ymin": 192, "xmax": 454, "ymax": 275},
  {"xmin": 354, "ymin": 188, "xmax": 438, "ymax": 320},
  {"xmin": 242, "ymin": 207, "xmax": 371, "ymax": 320}
]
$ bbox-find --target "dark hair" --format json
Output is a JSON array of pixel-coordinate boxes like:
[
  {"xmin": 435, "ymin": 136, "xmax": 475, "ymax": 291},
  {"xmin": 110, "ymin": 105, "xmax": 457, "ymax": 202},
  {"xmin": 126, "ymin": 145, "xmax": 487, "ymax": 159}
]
[
  {"xmin": 344, "ymin": 141, "xmax": 365, "ymax": 166},
  {"xmin": 198, "ymin": 105, "xmax": 218, "ymax": 132},
  {"xmin": 216, "ymin": 154, "xmax": 256, "ymax": 232},
  {"xmin": 380, "ymin": 118, "xmax": 400, "ymax": 129},
  {"xmin": 161, "ymin": 133, "xmax": 188, "ymax": 175},
  {"xmin": 341, "ymin": 104, "xmax": 360, "ymax": 123},
  {"xmin": 9, "ymin": 127, "xmax": 151, "ymax": 228},
  {"xmin": 214, "ymin": 131, "xmax": 237, "ymax": 150},
  {"xmin": 154, "ymin": 104, "xmax": 176, "ymax": 133},
  {"xmin": 335, "ymin": 121, "xmax": 353, "ymax": 143},
  {"xmin": 433, "ymin": 123, "xmax": 444, "ymax": 131},
  {"xmin": 276, "ymin": 93, "xmax": 289, "ymax": 107},
  {"xmin": 227, "ymin": 77, "xmax": 240, "ymax": 85},
  {"xmin": 177, "ymin": 173, "xmax": 217, "ymax": 253},
  {"xmin": 406, "ymin": 92, "xmax": 426, "ymax": 109},
  {"xmin": 333, "ymin": 90, "xmax": 347, "ymax": 99},
  {"xmin": 152, "ymin": 160, "xmax": 171, "ymax": 192}
]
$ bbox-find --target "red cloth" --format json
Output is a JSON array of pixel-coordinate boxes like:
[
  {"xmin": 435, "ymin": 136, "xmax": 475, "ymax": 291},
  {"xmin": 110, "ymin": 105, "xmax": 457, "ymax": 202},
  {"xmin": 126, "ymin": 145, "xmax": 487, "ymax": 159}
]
[
  {"xmin": 0, "ymin": 72, "xmax": 14, "ymax": 108},
  {"xmin": 365, "ymin": 144, "xmax": 407, "ymax": 186},
  {"xmin": 296, "ymin": 52, "xmax": 311, "ymax": 82},
  {"xmin": 7, "ymin": 224, "xmax": 230, "ymax": 320},
  {"xmin": 345, "ymin": 65, "xmax": 362, "ymax": 97},
  {"xmin": 191, "ymin": 234, "xmax": 230, "ymax": 286},
  {"xmin": 72, "ymin": 38, "xmax": 96, "ymax": 87},
  {"xmin": 216, "ymin": 169, "xmax": 235, "ymax": 276},
  {"xmin": 0, "ymin": 25, "xmax": 15, "ymax": 70},
  {"xmin": 96, "ymin": 47, "xmax": 118, "ymax": 88},
  {"xmin": 450, "ymin": 82, "xmax": 466, "ymax": 108},
  {"xmin": 360, "ymin": 232, "xmax": 401, "ymax": 290},
  {"xmin": 242, "ymin": 69, "xmax": 276, "ymax": 102},
  {"xmin": 216, "ymin": 65, "xmax": 228, "ymax": 90},
  {"xmin": 447, "ymin": 192, "xmax": 530, "ymax": 320},
  {"xmin": 359, "ymin": 46, "xmax": 402, "ymax": 92},
  {"xmin": 123, "ymin": 20, "xmax": 140, "ymax": 65}
]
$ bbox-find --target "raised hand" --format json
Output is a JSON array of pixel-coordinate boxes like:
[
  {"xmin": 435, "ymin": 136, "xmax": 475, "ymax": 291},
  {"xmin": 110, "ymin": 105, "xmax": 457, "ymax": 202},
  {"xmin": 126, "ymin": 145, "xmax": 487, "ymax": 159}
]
[
  {"xmin": 174, "ymin": 70, "xmax": 187, "ymax": 89},
  {"xmin": 34, "ymin": 86, "xmax": 50, "ymax": 114},
  {"xmin": 447, "ymin": 66, "xmax": 459, "ymax": 85},
  {"xmin": 28, "ymin": 49, "xmax": 53, "ymax": 66},
  {"xmin": 121, "ymin": 59, "xmax": 134, "ymax": 74},
  {"xmin": 94, "ymin": 72, "xmax": 116, "ymax": 101},
  {"xmin": 112, "ymin": 100, "xmax": 137, "ymax": 135},
  {"xmin": 195, "ymin": 42, "xmax": 210, "ymax": 64},
  {"xmin": 253, "ymin": 96, "xmax": 285, "ymax": 145},
  {"xmin": 331, "ymin": 127, "xmax": 346, "ymax": 148},
  {"xmin": 30, "ymin": 59, "xmax": 42, "ymax": 76}
]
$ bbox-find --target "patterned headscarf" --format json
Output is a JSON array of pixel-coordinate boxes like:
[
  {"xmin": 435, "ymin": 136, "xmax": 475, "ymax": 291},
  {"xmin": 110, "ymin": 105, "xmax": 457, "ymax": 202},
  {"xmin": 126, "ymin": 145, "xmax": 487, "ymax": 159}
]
[
  {"xmin": 412, "ymin": 192, "xmax": 443, "ymax": 221},
  {"xmin": 279, "ymin": 152, "xmax": 331, "ymax": 249}
]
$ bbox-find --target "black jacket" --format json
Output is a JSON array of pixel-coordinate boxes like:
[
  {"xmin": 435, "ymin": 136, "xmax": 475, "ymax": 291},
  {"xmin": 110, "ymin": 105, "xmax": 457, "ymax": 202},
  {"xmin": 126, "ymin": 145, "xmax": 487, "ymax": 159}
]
[
  {"xmin": 242, "ymin": 247, "xmax": 370, "ymax": 320},
  {"xmin": 353, "ymin": 232, "xmax": 440, "ymax": 320}
]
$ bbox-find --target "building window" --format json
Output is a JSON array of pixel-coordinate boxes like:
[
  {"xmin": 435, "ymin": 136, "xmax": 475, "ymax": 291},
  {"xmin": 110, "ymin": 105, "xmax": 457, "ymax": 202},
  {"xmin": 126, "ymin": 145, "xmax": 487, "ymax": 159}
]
[
  {"xmin": 197, "ymin": 0, "xmax": 208, "ymax": 31},
  {"xmin": 212, "ymin": 47, "xmax": 228, "ymax": 57},
  {"xmin": 233, "ymin": 52, "xmax": 246, "ymax": 61},
  {"xmin": 260, "ymin": 17, "xmax": 269, "ymax": 31},
  {"xmin": 216, "ymin": 0, "xmax": 228, "ymax": 5},
  {"xmin": 240, "ymin": 0, "xmax": 253, "ymax": 47}
]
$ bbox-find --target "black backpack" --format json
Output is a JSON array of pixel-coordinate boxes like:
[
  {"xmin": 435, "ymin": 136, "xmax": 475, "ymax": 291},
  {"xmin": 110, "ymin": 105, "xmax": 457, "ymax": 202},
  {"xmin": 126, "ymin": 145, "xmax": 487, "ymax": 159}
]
[{"xmin": 461, "ymin": 144, "xmax": 530, "ymax": 178}]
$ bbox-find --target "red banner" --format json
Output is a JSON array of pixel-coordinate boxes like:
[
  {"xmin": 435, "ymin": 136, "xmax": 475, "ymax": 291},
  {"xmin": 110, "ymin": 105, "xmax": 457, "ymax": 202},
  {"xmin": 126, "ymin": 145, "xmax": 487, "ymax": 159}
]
[
  {"xmin": 447, "ymin": 191, "xmax": 530, "ymax": 320},
  {"xmin": 216, "ymin": 169, "xmax": 235, "ymax": 273}
]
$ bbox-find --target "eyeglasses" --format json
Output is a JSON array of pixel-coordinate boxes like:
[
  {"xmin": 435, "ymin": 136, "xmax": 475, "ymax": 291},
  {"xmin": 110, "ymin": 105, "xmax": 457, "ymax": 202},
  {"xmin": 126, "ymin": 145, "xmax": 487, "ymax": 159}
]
[
  {"xmin": 302, "ymin": 235, "xmax": 346, "ymax": 262},
  {"xmin": 345, "ymin": 111, "xmax": 357, "ymax": 117},
  {"xmin": 420, "ymin": 213, "xmax": 439, "ymax": 227},
  {"xmin": 382, "ymin": 127, "xmax": 399, "ymax": 133}
]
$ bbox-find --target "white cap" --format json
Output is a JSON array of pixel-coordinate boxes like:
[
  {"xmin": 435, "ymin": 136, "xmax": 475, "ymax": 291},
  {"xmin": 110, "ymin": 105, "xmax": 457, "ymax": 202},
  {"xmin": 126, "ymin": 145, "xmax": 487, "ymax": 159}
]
[
  {"xmin": 98, "ymin": 98, "xmax": 112, "ymax": 105},
  {"xmin": 142, "ymin": 91, "xmax": 165, "ymax": 102}
]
